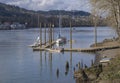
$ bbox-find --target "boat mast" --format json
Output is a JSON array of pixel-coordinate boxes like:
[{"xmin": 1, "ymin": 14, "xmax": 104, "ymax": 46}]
[
  {"xmin": 38, "ymin": 14, "xmax": 42, "ymax": 47},
  {"xmin": 58, "ymin": 10, "xmax": 62, "ymax": 38}
]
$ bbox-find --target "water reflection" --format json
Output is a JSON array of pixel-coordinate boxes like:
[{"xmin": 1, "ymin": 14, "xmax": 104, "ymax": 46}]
[
  {"xmin": 37, "ymin": 47, "xmax": 96, "ymax": 83},
  {"xmin": 65, "ymin": 61, "xmax": 69, "ymax": 76},
  {"xmin": 0, "ymin": 27, "xmax": 115, "ymax": 83},
  {"xmin": 38, "ymin": 50, "xmax": 94, "ymax": 82},
  {"xmin": 44, "ymin": 51, "xmax": 47, "ymax": 64},
  {"xmin": 40, "ymin": 51, "xmax": 43, "ymax": 73},
  {"xmin": 56, "ymin": 68, "xmax": 59, "ymax": 78},
  {"xmin": 39, "ymin": 51, "xmax": 74, "ymax": 79},
  {"xmin": 49, "ymin": 52, "xmax": 52, "ymax": 74}
]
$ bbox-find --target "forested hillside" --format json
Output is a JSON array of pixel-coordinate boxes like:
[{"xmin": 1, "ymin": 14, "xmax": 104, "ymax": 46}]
[{"xmin": 0, "ymin": 2, "xmax": 106, "ymax": 27}]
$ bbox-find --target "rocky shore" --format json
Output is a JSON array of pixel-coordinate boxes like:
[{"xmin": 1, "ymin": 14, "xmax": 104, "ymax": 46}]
[{"xmin": 74, "ymin": 38, "xmax": 120, "ymax": 83}]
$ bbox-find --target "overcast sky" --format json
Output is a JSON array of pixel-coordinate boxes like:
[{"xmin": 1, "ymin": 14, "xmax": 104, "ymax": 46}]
[{"xmin": 0, "ymin": 0, "xmax": 91, "ymax": 12}]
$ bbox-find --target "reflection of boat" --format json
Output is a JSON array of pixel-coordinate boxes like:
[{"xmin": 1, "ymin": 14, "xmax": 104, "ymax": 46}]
[
  {"xmin": 46, "ymin": 48, "xmax": 63, "ymax": 53},
  {"xmin": 29, "ymin": 36, "xmax": 41, "ymax": 47}
]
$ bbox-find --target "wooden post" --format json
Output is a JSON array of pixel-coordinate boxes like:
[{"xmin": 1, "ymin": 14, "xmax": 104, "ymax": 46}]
[
  {"xmin": 70, "ymin": 21, "xmax": 72, "ymax": 49},
  {"xmin": 49, "ymin": 23, "xmax": 52, "ymax": 48},
  {"xmin": 44, "ymin": 23, "xmax": 46, "ymax": 45},
  {"xmin": 40, "ymin": 23, "xmax": 42, "ymax": 47},
  {"xmin": 70, "ymin": 51, "xmax": 72, "ymax": 69},
  {"xmin": 49, "ymin": 24, "xmax": 51, "ymax": 46},
  {"xmin": 50, "ymin": 23, "xmax": 52, "ymax": 44},
  {"xmin": 70, "ymin": 20, "xmax": 72, "ymax": 68},
  {"xmin": 50, "ymin": 23, "xmax": 52, "ymax": 48},
  {"xmin": 52, "ymin": 24, "xmax": 54, "ymax": 41}
]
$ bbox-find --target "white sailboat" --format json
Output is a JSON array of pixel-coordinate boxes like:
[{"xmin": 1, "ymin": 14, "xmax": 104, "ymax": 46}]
[
  {"xmin": 56, "ymin": 13, "xmax": 66, "ymax": 46},
  {"xmin": 29, "ymin": 14, "xmax": 42, "ymax": 48},
  {"xmin": 29, "ymin": 36, "xmax": 41, "ymax": 47}
]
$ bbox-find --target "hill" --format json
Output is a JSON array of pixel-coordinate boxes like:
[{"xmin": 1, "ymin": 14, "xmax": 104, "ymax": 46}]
[
  {"xmin": 37, "ymin": 10, "xmax": 90, "ymax": 16},
  {"xmin": 0, "ymin": 2, "xmax": 105, "ymax": 27}
]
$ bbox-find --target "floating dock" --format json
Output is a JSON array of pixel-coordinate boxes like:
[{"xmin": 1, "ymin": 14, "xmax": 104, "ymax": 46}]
[
  {"xmin": 33, "ymin": 45, "xmax": 120, "ymax": 52},
  {"xmin": 44, "ymin": 41, "xmax": 56, "ymax": 48},
  {"xmin": 33, "ymin": 41, "xmax": 56, "ymax": 51},
  {"xmin": 45, "ymin": 48, "xmax": 63, "ymax": 53},
  {"xmin": 64, "ymin": 45, "xmax": 120, "ymax": 52}
]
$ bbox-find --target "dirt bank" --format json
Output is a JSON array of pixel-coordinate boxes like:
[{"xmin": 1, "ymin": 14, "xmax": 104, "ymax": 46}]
[
  {"xmin": 75, "ymin": 38, "xmax": 120, "ymax": 83},
  {"xmin": 95, "ymin": 39, "xmax": 120, "ymax": 83}
]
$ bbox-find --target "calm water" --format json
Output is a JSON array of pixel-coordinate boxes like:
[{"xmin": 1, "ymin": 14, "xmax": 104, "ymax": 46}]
[{"xmin": 0, "ymin": 27, "xmax": 115, "ymax": 83}]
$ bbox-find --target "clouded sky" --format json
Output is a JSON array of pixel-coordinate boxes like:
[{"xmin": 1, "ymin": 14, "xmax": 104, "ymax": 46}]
[{"xmin": 0, "ymin": 0, "xmax": 91, "ymax": 12}]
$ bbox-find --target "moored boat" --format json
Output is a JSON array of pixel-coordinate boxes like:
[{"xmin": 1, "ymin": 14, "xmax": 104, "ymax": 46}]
[
  {"xmin": 56, "ymin": 12, "xmax": 67, "ymax": 46},
  {"xmin": 29, "ymin": 36, "xmax": 41, "ymax": 47}
]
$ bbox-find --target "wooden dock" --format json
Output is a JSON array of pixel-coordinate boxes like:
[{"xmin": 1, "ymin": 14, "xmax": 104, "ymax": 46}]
[
  {"xmin": 33, "ymin": 45, "xmax": 120, "ymax": 52},
  {"xmin": 33, "ymin": 41, "xmax": 56, "ymax": 51},
  {"xmin": 29, "ymin": 41, "xmax": 49, "ymax": 48},
  {"xmin": 63, "ymin": 45, "xmax": 120, "ymax": 52},
  {"xmin": 45, "ymin": 48, "xmax": 63, "ymax": 53},
  {"xmin": 44, "ymin": 41, "xmax": 56, "ymax": 48}
]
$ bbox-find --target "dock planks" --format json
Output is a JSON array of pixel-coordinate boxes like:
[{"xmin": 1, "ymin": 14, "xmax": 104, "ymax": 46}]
[
  {"xmin": 64, "ymin": 45, "xmax": 120, "ymax": 52},
  {"xmin": 44, "ymin": 41, "xmax": 56, "ymax": 48},
  {"xmin": 33, "ymin": 45, "xmax": 120, "ymax": 52},
  {"xmin": 33, "ymin": 41, "xmax": 56, "ymax": 51}
]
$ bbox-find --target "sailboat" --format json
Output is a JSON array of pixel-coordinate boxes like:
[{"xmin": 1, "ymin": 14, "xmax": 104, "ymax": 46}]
[
  {"xmin": 56, "ymin": 13, "xmax": 66, "ymax": 46},
  {"xmin": 29, "ymin": 36, "xmax": 41, "ymax": 47},
  {"xmin": 29, "ymin": 14, "xmax": 42, "ymax": 48}
]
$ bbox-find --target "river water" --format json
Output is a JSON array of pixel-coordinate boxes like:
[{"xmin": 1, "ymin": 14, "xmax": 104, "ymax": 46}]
[{"xmin": 0, "ymin": 27, "xmax": 116, "ymax": 83}]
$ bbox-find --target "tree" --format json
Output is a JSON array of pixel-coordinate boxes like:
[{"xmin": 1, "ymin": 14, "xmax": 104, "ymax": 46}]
[{"xmin": 90, "ymin": 0, "xmax": 120, "ymax": 38}]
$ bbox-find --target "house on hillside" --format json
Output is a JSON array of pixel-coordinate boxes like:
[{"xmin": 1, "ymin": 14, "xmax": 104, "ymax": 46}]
[
  {"xmin": 10, "ymin": 22, "xmax": 26, "ymax": 29},
  {"xmin": 0, "ymin": 22, "xmax": 11, "ymax": 30}
]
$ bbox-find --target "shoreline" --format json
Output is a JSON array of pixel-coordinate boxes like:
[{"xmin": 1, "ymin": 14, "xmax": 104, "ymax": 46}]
[
  {"xmin": 74, "ymin": 38, "xmax": 120, "ymax": 82},
  {"xmin": 95, "ymin": 38, "xmax": 120, "ymax": 64},
  {"xmin": 94, "ymin": 39, "xmax": 120, "ymax": 82},
  {"xmin": 92, "ymin": 38, "xmax": 120, "ymax": 63}
]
